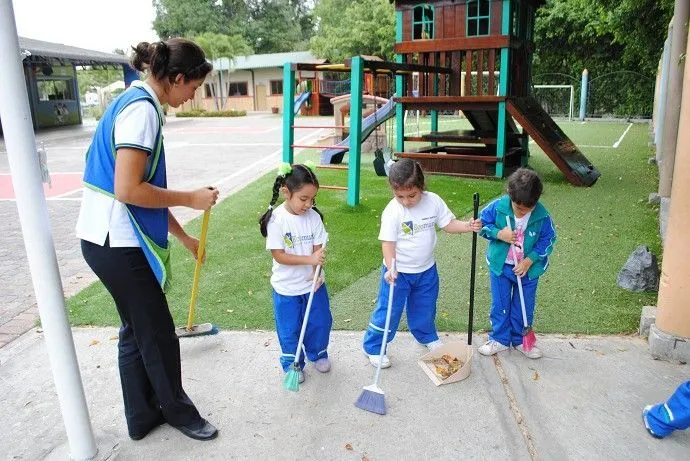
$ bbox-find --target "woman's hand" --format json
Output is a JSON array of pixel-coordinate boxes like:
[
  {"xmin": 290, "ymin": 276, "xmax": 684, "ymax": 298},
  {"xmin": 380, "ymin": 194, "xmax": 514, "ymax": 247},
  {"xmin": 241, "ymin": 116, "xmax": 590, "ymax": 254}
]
[
  {"xmin": 181, "ymin": 234, "xmax": 205, "ymax": 262},
  {"xmin": 189, "ymin": 187, "xmax": 219, "ymax": 210}
]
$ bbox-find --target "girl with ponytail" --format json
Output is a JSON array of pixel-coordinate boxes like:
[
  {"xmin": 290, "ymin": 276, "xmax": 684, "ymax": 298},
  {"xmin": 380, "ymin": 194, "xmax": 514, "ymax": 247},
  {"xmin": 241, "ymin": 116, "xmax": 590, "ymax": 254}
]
[{"xmin": 259, "ymin": 163, "xmax": 332, "ymax": 385}]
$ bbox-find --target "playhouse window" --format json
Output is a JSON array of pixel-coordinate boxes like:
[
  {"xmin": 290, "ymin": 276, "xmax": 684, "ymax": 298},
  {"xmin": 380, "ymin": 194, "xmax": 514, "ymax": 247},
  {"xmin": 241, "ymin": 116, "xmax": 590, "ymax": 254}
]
[
  {"xmin": 412, "ymin": 5, "xmax": 434, "ymax": 40},
  {"xmin": 467, "ymin": 0, "xmax": 491, "ymax": 37},
  {"xmin": 228, "ymin": 82, "xmax": 248, "ymax": 97}
]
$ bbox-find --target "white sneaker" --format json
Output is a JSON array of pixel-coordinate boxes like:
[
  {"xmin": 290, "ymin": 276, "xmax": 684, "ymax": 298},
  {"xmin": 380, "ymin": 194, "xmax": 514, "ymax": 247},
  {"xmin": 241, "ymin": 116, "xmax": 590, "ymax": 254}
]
[
  {"xmin": 364, "ymin": 349, "xmax": 391, "ymax": 368},
  {"xmin": 477, "ymin": 340, "xmax": 509, "ymax": 356},
  {"xmin": 514, "ymin": 344, "xmax": 542, "ymax": 359},
  {"xmin": 425, "ymin": 339, "xmax": 443, "ymax": 351}
]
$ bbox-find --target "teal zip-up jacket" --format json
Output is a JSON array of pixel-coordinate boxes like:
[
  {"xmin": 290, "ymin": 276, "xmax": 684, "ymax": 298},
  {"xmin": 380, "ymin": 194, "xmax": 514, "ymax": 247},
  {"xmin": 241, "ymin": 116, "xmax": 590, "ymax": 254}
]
[{"xmin": 479, "ymin": 195, "xmax": 557, "ymax": 280}]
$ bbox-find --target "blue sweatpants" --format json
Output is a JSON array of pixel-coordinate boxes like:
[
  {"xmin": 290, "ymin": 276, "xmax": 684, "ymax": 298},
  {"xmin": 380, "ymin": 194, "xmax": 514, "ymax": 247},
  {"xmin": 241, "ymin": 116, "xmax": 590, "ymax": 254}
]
[
  {"xmin": 644, "ymin": 381, "xmax": 690, "ymax": 437},
  {"xmin": 489, "ymin": 263, "xmax": 539, "ymax": 347},
  {"xmin": 362, "ymin": 265, "xmax": 440, "ymax": 355},
  {"xmin": 273, "ymin": 285, "xmax": 332, "ymax": 372}
]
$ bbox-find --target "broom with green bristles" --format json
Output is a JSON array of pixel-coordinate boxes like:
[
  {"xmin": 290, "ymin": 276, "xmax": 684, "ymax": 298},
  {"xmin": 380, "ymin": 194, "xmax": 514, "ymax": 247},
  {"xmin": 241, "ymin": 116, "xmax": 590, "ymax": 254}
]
[
  {"xmin": 284, "ymin": 238, "xmax": 328, "ymax": 392},
  {"xmin": 355, "ymin": 258, "xmax": 396, "ymax": 415}
]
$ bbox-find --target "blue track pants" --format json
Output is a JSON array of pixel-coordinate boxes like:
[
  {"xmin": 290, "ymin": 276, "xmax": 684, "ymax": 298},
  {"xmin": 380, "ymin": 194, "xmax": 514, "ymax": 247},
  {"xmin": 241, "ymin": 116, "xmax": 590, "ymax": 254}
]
[
  {"xmin": 273, "ymin": 285, "xmax": 332, "ymax": 372},
  {"xmin": 489, "ymin": 264, "xmax": 539, "ymax": 347},
  {"xmin": 362, "ymin": 265, "xmax": 440, "ymax": 355},
  {"xmin": 645, "ymin": 381, "xmax": 690, "ymax": 437}
]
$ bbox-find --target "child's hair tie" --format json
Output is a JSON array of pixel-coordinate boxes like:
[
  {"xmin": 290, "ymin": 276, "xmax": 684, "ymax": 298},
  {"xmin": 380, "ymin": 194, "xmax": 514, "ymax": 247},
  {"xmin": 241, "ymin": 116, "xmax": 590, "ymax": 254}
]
[
  {"xmin": 267, "ymin": 204, "xmax": 273, "ymax": 210},
  {"xmin": 303, "ymin": 160, "xmax": 316, "ymax": 172},
  {"xmin": 277, "ymin": 162, "xmax": 292, "ymax": 178}
]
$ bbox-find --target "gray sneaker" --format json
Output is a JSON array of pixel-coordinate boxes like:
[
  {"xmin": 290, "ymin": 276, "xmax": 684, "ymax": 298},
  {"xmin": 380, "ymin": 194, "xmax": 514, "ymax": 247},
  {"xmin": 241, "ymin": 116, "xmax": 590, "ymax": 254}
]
[
  {"xmin": 477, "ymin": 340, "xmax": 509, "ymax": 356},
  {"xmin": 313, "ymin": 358, "xmax": 331, "ymax": 373}
]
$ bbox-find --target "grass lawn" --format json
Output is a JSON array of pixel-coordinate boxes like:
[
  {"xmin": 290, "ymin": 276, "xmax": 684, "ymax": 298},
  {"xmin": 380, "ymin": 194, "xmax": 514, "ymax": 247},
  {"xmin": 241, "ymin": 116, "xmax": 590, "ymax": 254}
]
[{"xmin": 68, "ymin": 120, "xmax": 660, "ymax": 335}]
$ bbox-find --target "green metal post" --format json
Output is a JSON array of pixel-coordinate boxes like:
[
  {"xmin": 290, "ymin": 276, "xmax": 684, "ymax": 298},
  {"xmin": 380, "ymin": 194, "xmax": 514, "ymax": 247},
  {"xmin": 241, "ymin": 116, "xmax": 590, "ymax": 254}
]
[
  {"xmin": 496, "ymin": 0, "xmax": 512, "ymax": 178},
  {"xmin": 347, "ymin": 56, "xmax": 364, "ymax": 206},
  {"xmin": 431, "ymin": 71, "xmax": 438, "ymax": 147},
  {"xmin": 282, "ymin": 63, "xmax": 295, "ymax": 163},
  {"xmin": 395, "ymin": 10, "xmax": 405, "ymax": 153}
]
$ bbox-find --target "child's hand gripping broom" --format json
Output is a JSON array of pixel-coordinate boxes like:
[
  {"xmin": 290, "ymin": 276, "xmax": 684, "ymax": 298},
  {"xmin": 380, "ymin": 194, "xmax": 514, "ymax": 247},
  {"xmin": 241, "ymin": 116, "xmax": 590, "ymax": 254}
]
[
  {"xmin": 355, "ymin": 259, "xmax": 396, "ymax": 415},
  {"xmin": 506, "ymin": 216, "xmax": 536, "ymax": 352},
  {"xmin": 284, "ymin": 238, "xmax": 328, "ymax": 392},
  {"xmin": 176, "ymin": 209, "xmax": 219, "ymax": 338}
]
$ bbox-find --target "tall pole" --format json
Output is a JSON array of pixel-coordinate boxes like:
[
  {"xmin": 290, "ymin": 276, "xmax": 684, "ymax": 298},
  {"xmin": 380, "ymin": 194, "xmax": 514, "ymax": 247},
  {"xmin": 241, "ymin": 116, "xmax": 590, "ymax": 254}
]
[
  {"xmin": 655, "ymin": 23, "xmax": 690, "ymax": 343},
  {"xmin": 0, "ymin": 2, "xmax": 97, "ymax": 459},
  {"xmin": 578, "ymin": 69, "xmax": 588, "ymax": 121},
  {"xmin": 659, "ymin": 1, "xmax": 690, "ymax": 198},
  {"xmin": 655, "ymin": 27, "xmax": 672, "ymax": 152}
]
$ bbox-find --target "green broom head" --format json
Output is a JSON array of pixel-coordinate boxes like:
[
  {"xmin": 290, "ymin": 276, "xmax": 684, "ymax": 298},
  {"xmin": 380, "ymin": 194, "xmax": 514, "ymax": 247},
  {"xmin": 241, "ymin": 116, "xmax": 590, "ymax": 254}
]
[{"xmin": 283, "ymin": 363, "xmax": 301, "ymax": 392}]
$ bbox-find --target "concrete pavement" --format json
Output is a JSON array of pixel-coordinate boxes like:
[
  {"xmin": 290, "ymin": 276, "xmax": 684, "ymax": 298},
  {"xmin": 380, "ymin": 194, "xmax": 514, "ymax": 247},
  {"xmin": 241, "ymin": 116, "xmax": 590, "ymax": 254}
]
[{"xmin": 0, "ymin": 329, "xmax": 687, "ymax": 460}]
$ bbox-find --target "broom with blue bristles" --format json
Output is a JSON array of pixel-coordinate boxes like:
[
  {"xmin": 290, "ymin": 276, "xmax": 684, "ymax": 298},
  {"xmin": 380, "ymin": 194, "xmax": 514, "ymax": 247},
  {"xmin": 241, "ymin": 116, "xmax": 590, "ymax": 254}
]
[
  {"xmin": 284, "ymin": 238, "xmax": 327, "ymax": 392},
  {"xmin": 355, "ymin": 258, "xmax": 396, "ymax": 415}
]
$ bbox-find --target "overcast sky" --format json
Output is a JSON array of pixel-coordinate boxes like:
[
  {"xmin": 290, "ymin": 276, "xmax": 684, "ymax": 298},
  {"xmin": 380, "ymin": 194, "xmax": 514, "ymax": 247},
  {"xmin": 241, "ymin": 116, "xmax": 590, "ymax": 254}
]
[{"xmin": 11, "ymin": 0, "xmax": 159, "ymax": 54}]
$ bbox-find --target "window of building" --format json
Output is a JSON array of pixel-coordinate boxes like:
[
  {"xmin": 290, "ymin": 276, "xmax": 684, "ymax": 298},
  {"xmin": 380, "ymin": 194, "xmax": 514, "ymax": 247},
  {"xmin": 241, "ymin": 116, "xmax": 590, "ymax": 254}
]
[
  {"xmin": 228, "ymin": 82, "xmax": 248, "ymax": 97},
  {"xmin": 204, "ymin": 83, "xmax": 214, "ymax": 98},
  {"xmin": 412, "ymin": 5, "xmax": 434, "ymax": 40},
  {"xmin": 270, "ymin": 80, "xmax": 283, "ymax": 95},
  {"xmin": 526, "ymin": 5, "xmax": 534, "ymax": 41},
  {"xmin": 467, "ymin": 0, "xmax": 491, "ymax": 37},
  {"xmin": 512, "ymin": 0, "xmax": 521, "ymax": 37},
  {"xmin": 37, "ymin": 78, "xmax": 74, "ymax": 101}
]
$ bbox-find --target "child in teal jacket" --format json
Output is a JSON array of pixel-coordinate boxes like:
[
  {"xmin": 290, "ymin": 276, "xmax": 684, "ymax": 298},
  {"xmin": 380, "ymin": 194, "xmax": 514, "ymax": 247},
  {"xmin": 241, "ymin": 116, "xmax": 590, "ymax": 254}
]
[{"xmin": 477, "ymin": 168, "xmax": 556, "ymax": 359}]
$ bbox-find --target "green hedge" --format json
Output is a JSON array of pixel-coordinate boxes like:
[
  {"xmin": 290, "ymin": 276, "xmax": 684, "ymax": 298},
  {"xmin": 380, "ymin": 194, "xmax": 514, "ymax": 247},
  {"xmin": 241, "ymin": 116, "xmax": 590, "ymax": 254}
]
[{"xmin": 175, "ymin": 109, "xmax": 246, "ymax": 117}]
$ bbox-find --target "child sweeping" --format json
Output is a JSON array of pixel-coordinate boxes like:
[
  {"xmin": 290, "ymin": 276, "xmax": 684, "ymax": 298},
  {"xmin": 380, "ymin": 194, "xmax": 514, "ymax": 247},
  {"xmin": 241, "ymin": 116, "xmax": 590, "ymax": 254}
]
[
  {"xmin": 362, "ymin": 159, "xmax": 482, "ymax": 368},
  {"xmin": 477, "ymin": 168, "xmax": 556, "ymax": 359},
  {"xmin": 259, "ymin": 163, "xmax": 332, "ymax": 384}
]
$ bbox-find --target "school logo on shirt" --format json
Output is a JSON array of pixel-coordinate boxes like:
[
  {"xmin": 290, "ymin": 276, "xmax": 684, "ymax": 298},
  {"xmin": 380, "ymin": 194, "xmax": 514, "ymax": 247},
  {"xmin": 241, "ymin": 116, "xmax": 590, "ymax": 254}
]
[
  {"xmin": 283, "ymin": 232, "xmax": 314, "ymax": 249},
  {"xmin": 283, "ymin": 233, "xmax": 294, "ymax": 248},
  {"xmin": 402, "ymin": 221, "xmax": 414, "ymax": 235}
]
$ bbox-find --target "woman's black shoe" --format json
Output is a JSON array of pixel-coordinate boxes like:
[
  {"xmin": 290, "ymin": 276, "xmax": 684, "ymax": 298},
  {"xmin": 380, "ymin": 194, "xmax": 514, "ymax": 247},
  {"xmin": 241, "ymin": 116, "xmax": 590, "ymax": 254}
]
[{"xmin": 175, "ymin": 418, "xmax": 218, "ymax": 441}]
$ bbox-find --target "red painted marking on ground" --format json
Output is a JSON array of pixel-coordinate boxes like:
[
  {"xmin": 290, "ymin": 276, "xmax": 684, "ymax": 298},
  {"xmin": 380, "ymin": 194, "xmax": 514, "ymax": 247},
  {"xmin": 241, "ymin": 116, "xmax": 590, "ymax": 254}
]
[{"xmin": 0, "ymin": 173, "xmax": 82, "ymax": 199}]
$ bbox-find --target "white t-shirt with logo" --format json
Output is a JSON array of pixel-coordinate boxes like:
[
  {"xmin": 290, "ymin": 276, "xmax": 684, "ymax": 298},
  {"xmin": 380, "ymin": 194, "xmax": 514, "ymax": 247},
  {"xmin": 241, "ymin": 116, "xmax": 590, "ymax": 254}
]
[
  {"xmin": 378, "ymin": 191, "xmax": 455, "ymax": 273},
  {"xmin": 506, "ymin": 211, "xmax": 532, "ymax": 264},
  {"xmin": 266, "ymin": 204, "xmax": 327, "ymax": 296},
  {"xmin": 76, "ymin": 81, "xmax": 164, "ymax": 247}
]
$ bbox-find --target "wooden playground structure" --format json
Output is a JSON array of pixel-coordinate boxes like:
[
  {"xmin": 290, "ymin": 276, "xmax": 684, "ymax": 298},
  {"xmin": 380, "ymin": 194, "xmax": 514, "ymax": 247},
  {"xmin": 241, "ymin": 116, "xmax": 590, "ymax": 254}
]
[{"xmin": 283, "ymin": 0, "xmax": 600, "ymax": 206}]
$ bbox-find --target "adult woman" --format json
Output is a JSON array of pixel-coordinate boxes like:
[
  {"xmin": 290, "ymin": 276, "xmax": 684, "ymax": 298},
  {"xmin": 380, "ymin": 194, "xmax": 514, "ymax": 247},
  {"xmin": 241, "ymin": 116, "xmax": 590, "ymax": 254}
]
[{"xmin": 76, "ymin": 39, "xmax": 219, "ymax": 441}]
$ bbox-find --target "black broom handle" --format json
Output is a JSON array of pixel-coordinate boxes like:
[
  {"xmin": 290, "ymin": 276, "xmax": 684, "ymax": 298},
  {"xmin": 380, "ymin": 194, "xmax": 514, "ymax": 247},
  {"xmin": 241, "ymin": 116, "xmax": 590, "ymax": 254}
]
[{"xmin": 468, "ymin": 192, "xmax": 479, "ymax": 345}]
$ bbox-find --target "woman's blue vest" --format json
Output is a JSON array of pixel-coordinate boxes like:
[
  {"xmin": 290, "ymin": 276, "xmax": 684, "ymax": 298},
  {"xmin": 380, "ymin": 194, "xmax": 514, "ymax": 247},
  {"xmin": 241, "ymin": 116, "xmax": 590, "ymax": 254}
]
[{"xmin": 82, "ymin": 86, "xmax": 171, "ymax": 290}]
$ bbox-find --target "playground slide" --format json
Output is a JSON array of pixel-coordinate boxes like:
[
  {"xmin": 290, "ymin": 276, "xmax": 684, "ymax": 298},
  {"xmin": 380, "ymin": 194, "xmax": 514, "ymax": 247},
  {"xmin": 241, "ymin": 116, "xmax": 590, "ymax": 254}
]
[
  {"xmin": 321, "ymin": 97, "xmax": 397, "ymax": 164},
  {"xmin": 294, "ymin": 92, "xmax": 311, "ymax": 115},
  {"xmin": 507, "ymin": 96, "xmax": 600, "ymax": 186}
]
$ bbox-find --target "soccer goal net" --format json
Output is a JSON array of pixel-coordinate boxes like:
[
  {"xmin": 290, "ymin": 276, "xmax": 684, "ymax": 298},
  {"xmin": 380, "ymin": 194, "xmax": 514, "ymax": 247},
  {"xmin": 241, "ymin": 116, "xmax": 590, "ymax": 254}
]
[{"xmin": 532, "ymin": 84, "xmax": 575, "ymax": 121}]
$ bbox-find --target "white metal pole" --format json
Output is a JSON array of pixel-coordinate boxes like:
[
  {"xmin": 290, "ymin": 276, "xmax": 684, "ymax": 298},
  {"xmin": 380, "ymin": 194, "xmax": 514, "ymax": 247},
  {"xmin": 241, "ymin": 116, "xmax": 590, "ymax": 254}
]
[
  {"xmin": 0, "ymin": 1, "xmax": 97, "ymax": 460},
  {"xmin": 569, "ymin": 85, "xmax": 574, "ymax": 122}
]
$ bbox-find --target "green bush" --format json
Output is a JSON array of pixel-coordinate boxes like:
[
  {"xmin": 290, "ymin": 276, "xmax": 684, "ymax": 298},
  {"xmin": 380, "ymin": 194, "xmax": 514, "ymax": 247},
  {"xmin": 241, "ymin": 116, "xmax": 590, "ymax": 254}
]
[{"xmin": 175, "ymin": 109, "xmax": 247, "ymax": 117}]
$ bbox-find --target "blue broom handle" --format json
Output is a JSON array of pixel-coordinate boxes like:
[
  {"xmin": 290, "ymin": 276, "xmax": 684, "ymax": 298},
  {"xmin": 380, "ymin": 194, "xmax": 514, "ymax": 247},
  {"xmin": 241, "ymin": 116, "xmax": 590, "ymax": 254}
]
[
  {"xmin": 293, "ymin": 238, "xmax": 328, "ymax": 366},
  {"xmin": 506, "ymin": 216, "xmax": 529, "ymax": 328},
  {"xmin": 374, "ymin": 258, "xmax": 396, "ymax": 387}
]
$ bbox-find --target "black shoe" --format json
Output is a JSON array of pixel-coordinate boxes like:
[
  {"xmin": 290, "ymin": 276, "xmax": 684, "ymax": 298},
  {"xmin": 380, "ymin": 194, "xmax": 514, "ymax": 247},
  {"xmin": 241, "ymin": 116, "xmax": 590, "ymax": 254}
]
[
  {"xmin": 129, "ymin": 413, "xmax": 166, "ymax": 441},
  {"xmin": 175, "ymin": 418, "xmax": 218, "ymax": 441}
]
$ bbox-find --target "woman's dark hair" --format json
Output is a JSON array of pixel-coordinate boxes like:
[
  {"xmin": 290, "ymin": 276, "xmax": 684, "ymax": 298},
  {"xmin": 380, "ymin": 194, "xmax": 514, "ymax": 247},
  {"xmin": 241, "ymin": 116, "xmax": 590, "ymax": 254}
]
[
  {"xmin": 388, "ymin": 158, "xmax": 425, "ymax": 191},
  {"xmin": 259, "ymin": 164, "xmax": 324, "ymax": 237},
  {"xmin": 507, "ymin": 167, "xmax": 543, "ymax": 208},
  {"xmin": 131, "ymin": 38, "xmax": 213, "ymax": 83}
]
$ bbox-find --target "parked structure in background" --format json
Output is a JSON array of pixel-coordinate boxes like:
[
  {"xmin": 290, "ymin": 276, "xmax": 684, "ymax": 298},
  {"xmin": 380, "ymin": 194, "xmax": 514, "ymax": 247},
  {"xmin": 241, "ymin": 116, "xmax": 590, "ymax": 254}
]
[{"xmin": 0, "ymin": 37, "xmax": 136, "ymax": 131}]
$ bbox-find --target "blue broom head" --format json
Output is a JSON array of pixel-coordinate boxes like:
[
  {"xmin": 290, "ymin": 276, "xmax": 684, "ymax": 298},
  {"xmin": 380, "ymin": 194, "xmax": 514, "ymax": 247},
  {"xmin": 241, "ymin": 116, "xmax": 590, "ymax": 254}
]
[
  {"xmin": 283, "ymin": 365, "xmax": 301, "ymax": 392},
  {"xmin": 355, "ymin": 385, "xmax": 386, "ymax": 415}
]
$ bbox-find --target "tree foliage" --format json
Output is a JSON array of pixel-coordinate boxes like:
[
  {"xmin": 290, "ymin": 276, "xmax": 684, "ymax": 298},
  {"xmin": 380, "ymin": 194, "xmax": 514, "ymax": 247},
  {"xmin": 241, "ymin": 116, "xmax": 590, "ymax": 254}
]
[
  {"xmin": 310, "ymin": 0, "xmax": 396, "ymax": 62},
  {"xmin": 533, "ymin": 0, "xmax": 674, "ymax": 117}
]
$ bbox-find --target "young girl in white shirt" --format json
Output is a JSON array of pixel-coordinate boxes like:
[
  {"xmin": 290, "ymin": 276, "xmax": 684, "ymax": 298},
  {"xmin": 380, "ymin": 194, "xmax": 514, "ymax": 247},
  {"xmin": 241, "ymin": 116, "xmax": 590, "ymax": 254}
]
[
  {"xmin": 259, "ymin": 163, "xmax": 331, "ymax": 384},
  {"xmin": 362, "ymin": 159, "xmax": 482, "ymax": 368}
]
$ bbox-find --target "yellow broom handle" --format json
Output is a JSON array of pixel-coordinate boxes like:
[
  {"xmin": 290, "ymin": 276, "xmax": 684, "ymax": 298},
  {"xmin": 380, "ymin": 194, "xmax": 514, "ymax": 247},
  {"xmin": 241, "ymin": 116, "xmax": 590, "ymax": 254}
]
[{"xmin": 187, "ymin": 209, "xmax": 210, "ymax": 330}]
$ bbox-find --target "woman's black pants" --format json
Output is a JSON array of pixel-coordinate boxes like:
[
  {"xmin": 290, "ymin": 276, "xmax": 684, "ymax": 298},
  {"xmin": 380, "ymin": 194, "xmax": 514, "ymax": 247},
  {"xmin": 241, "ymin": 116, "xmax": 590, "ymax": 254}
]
[{"xmin": 81, "ymin": 238, "xmax": 201, "ymax": 437}]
